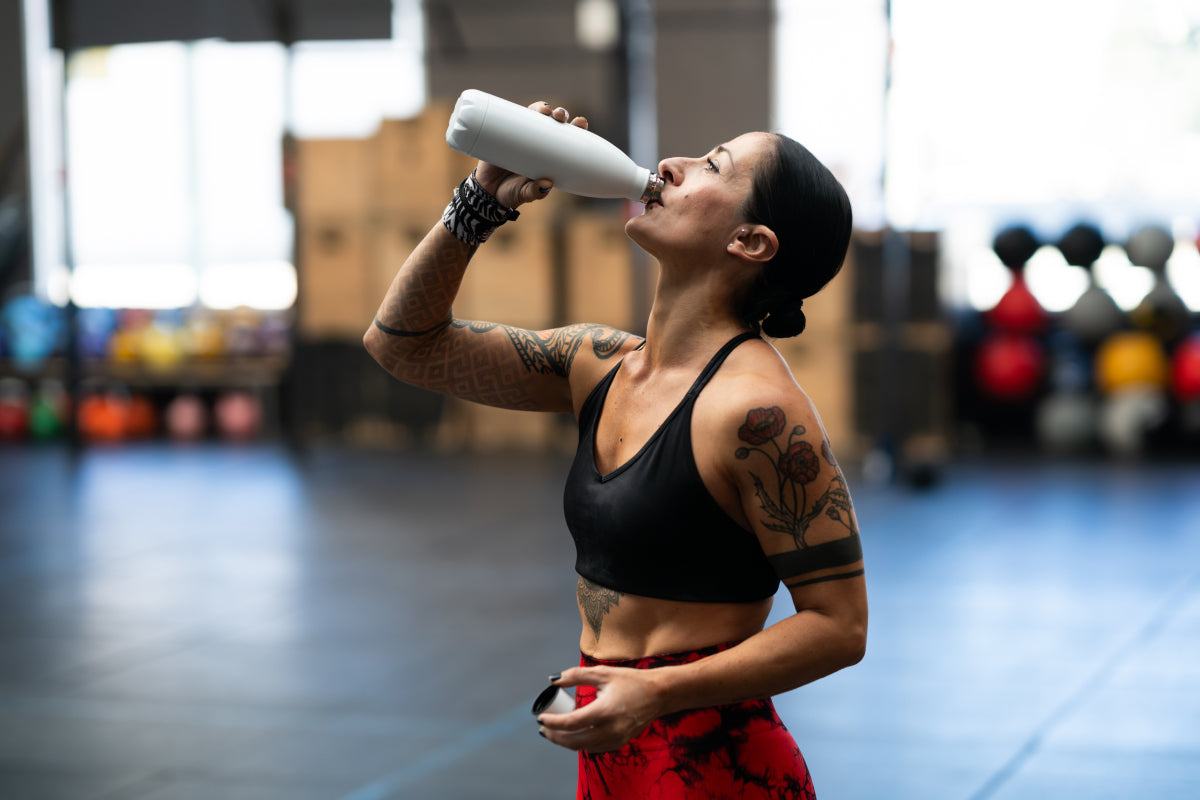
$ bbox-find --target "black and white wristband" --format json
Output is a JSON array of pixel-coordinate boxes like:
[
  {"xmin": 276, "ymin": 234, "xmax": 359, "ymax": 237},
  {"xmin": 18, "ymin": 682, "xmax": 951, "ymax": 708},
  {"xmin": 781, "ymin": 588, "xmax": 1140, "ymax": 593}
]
[{"xmin": 441, "ymin": 172, "xmax": 520, "ymax": 247}]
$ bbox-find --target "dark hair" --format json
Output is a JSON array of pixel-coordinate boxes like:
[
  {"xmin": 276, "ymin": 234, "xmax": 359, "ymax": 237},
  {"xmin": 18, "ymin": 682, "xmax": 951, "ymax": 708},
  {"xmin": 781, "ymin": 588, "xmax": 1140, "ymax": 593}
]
[{"xmin": 736, "ymin": 134, "xmax": 852, "ymax": 339}]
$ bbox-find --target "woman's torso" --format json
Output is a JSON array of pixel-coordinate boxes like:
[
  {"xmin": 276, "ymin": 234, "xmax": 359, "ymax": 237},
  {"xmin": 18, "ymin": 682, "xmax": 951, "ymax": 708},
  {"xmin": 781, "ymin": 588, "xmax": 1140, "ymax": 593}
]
[{"xmin": 566, "ymin": 333, "xmax": 779, "ymax": 659}]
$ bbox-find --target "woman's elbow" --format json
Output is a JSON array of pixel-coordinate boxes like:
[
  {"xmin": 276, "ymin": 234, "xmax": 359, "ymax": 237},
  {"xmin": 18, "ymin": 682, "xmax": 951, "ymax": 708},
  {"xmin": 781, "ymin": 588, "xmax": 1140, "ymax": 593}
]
[
  {"xmin": 362, "ymin": 327, "xmax": 405, "ymax": 378},
  {"xmin": 845, "ymin": 624, "xmax": 867, "ymax": 667},
  {"xmin": 818, "ymin": 612, "xmax": 866, "ymax": 671},
  {"xmin": 363, "ymin": 327, "xmax": 381, "ymax": 360},
  {"xmin": 363, "ymin": 325, "xmax": 401, "ymax": 368}
]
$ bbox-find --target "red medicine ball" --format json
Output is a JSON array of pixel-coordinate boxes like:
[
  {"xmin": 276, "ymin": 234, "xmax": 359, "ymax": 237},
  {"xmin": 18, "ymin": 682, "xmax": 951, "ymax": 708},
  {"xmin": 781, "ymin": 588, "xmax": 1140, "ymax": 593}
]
[
  {"xmin": 1173, "ymin": 334, "xmax": 1200, "ymax": 402},
  {"xmin": 975, "ymin": 334, "xmax": 1045, "ymax": 401}
]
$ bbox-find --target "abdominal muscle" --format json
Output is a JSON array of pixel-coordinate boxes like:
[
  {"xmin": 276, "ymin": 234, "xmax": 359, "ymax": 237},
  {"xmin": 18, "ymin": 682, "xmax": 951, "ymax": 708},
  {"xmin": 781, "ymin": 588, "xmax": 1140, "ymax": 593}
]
[{"xmin": 576, "ymin": 576, "xmax": 774, "ymax": 660}]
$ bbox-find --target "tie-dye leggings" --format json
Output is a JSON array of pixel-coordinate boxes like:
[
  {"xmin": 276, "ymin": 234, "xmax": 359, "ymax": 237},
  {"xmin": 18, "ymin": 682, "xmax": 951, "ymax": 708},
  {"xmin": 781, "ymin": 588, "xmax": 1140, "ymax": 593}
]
[{"xmin": 575, "ymin": 642, "xmax": 817, "ymax": 800}]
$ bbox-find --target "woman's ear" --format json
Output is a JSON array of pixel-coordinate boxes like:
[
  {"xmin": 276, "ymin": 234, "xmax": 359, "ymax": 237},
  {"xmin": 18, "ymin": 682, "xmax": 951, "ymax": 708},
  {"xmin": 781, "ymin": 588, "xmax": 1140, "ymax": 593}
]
[{"xmin": 728, "ymin": 225, "xmax": 778, "ymax": 264}]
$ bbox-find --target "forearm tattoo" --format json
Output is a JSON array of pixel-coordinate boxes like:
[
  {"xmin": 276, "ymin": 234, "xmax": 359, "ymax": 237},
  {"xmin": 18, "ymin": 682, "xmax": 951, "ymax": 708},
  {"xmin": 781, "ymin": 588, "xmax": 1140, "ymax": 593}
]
[
  {"xmin": 577, "ymin": 576, "xmax": 622, "ymax": 641},
  {"xmin": 735, "ymin": 406, "xmax": 863, "ymax": 587},
  {"xmin": 374, "ymin": 232, "xmax": 472, "ymax": 339}
]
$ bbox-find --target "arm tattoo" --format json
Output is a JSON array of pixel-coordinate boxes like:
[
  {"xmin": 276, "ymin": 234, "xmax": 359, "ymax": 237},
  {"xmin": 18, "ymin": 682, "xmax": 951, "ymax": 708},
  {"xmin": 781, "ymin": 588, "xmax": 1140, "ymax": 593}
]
[
  {"xmin": 374, "ymin": 316, "xmax": 452, "ymax": 338},
  {"xmin": 591, "ymin": 328, "xmax": 628, "ymax": 359},
  {"xmin": 769, "ymin": 534, "xmax": 863, "ymax": 580},
  {"xmin": 449, "ymin": 319, "xmax": 500, "ymax": 334},
  {"xmin": 786, "ymin": 568, "xmax": 866, "ymax": 589},
  {"xmin": 577, "ymin": 577, "xmax": 622, "ymax": 641},
  {"xmin": 451, "ymin": 320, "xmax": 635, "ymax": 377},
  {"xmin": 505, "ymin": 327, "xmax": 585, "ymax": 377},
  {"xmin": 735, "ymin": 406, "xmax": 862, "ymax": 585}
]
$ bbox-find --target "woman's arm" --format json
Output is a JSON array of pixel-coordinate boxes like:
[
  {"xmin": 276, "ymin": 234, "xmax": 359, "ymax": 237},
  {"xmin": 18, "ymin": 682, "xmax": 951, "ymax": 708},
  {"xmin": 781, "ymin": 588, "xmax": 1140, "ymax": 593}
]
[
  {"xmin": 539, "ymin": 388, "xmax": 867, "ymax": 752},
  {"xmin": 364, "ymin": 104, "xmax": 638, "ymax": 413}
]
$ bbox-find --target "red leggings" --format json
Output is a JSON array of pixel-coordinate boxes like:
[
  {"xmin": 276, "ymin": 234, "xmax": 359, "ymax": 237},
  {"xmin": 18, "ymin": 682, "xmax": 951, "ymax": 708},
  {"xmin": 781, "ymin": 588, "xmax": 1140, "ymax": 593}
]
[{"xmin": 574, "ymin": 642, "xmax": 817, "ymax": 800}]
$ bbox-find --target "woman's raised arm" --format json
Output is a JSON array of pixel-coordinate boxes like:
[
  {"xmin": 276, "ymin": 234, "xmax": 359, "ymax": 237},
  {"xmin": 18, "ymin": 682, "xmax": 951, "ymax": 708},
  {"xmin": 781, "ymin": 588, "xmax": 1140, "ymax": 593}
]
[{"xmin": 363, "ymin": 103, "xmax": 639, "ymax": 413}]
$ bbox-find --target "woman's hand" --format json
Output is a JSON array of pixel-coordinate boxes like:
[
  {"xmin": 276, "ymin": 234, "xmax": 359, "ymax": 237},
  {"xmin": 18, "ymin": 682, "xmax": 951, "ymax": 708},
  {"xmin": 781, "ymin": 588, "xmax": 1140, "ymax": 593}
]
[
  {"xmin": 473, "ymin": 102, "xmax": 588, "ymax": 208},
  {"xmin": 537, "ymin": 665, "xmax": 664, "ymax": 753}
]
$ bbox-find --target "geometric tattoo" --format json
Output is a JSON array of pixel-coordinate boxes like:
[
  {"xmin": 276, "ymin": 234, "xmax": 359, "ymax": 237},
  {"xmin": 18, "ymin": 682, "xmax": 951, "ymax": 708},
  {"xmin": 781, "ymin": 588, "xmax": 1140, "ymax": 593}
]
[
  {"xmin": 451, "ymin": 320, "xmax": 634, "ymax": 377},
  {"xmin": 505, "ymin": 327, "xmax": 585, "ymax": 377},
  {"xmin": 577, "ymin": 576, "xmax": 622, "ymax": 641},
  {"xmin": 735, "ymin": 406, "xmax": 862, "ymax": 585}
]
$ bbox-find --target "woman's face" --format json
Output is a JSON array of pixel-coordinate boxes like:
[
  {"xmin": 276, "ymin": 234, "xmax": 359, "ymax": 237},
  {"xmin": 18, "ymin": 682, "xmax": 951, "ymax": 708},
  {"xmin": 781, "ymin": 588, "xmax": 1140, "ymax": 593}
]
[{"xmin": 626, "ymin": 131, "xmax": 775, "ymax": 260}]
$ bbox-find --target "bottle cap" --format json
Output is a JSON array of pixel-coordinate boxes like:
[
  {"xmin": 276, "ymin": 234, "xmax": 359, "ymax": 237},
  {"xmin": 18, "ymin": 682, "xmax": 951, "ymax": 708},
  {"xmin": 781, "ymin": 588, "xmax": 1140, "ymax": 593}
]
[{"xmin": 641, "ymin": 173, "xmax": 664, "ymax": 204}]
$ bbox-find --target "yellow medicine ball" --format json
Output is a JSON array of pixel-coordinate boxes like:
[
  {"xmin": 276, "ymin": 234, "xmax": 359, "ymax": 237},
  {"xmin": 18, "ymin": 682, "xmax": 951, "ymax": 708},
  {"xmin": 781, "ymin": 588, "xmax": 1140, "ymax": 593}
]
[{"xmin": 1095, "ymin": 331, "xmax": 1169, "ymax": 394}]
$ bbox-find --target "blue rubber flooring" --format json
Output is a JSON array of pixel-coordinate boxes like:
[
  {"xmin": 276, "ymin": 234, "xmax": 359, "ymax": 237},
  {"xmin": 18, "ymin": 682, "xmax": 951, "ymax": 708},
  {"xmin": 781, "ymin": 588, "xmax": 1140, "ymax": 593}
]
[{"xmin": 0, "ymin": 443, "xmax": 1197, "ymax": 799}]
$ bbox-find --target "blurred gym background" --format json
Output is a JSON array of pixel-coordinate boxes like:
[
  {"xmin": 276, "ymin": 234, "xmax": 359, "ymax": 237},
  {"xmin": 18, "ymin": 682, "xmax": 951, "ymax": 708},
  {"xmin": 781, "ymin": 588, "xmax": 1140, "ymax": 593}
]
[{"xmin": 1, "ymin": 2, "xmax": 1198, "ymax": 799}]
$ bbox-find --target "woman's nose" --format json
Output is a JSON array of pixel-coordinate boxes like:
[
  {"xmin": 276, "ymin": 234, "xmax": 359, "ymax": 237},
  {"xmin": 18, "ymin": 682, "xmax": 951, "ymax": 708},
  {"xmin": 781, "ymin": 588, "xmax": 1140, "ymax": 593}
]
[{"xmin": 657, "ymin": 156, "xmax": 684, "ymax": 185}]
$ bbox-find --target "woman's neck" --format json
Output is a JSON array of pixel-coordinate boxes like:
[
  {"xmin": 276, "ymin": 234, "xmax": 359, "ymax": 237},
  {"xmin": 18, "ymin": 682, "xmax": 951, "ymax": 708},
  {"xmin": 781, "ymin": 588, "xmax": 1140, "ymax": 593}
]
[{"xmin": 638, "ymin": 268, "xmax": 753, "ymax": 371}]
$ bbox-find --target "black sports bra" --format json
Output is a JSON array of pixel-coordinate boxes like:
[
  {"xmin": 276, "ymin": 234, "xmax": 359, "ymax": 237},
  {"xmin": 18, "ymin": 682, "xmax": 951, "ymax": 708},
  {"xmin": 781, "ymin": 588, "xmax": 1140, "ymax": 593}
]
[{"xmin": 562, "ymin": 331, "xmax": 780, "ymax": 603}]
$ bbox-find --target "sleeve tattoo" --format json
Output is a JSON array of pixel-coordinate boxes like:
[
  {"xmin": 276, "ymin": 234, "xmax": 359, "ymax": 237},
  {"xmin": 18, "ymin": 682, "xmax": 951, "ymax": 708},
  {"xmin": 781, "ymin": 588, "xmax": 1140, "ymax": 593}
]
[{"xmin": 735, "ymin": 406, "xmax": 864, "ymax": 588}]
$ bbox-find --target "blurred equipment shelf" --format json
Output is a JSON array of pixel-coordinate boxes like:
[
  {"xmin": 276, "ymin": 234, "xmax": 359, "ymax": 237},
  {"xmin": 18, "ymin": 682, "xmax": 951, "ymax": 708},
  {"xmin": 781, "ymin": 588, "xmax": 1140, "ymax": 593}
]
[{"xmin": 0, "ymin": 356, "xmax": 289, "ymax": 388}]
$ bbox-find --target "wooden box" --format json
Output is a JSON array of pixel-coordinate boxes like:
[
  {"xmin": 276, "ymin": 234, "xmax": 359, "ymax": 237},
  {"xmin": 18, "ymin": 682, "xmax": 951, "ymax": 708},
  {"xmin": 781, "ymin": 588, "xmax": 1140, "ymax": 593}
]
[
  {"xmin": 566, "ymin": 210, "xmax": 635, "ymax": 331},
  {"xmin": 295, "ymin": 139, "xmax": 374, "ymax": 218},
  {"xmin": 372, "ymin": 104, "xmax": 477, "ymax": 215},
  {"xmin": 296, "ymin": 217, "xmax": 372, "ymax": 339}
]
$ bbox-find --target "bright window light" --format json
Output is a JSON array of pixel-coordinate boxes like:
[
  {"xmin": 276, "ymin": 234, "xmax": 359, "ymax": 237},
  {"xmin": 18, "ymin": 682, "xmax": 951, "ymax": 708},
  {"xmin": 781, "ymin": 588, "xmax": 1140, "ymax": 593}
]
[
  {"xmin": 200, "ymin": 262, "xmax": 298, "ymax": 311},
  {"xmin": 1167, "ymin": 241, "xmax": 1200, "ymax": 312},
  {"xmin": 1093, "ymin": 245, "xmax": 1156, "ymax": 312},
  {"xmin": 290, "ymin": 40, "xmax": 425, "ymax": 139},
  {"xmin": 774, "ymin": 0, "xmax": 888, "ymax": 230},
  {"xmin": 1025, "ymin": 245, "xmax": 1089, "ymax": 313},
  {"xmin": 70, "ymin": 263, "xmax": 197, "ymax": 309},
  {"xmin": 67, "ymin": 44, "xmax": 191, "ymax": 268},
  {"xmin": 777, "ymin": 1, "xmax": 1200, "ymax": 311},
  {"xmin": 193, "ymin": 41, "xmax": 292, "ymax": 265},
  {"xmin": 965, "ymin": 248, "xmax": 1013, "ymax": 313},
  {"xmin": 30, "ymin": 5, "xmax": 427, "ymax": 311}
]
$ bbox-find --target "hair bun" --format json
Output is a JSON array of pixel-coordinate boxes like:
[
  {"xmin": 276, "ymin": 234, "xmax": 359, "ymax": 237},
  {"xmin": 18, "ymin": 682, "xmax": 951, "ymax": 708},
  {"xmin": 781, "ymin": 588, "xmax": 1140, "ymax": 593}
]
[{"xmin": 761, "ymin": 303, "xmax": 807, "ymax": 339}]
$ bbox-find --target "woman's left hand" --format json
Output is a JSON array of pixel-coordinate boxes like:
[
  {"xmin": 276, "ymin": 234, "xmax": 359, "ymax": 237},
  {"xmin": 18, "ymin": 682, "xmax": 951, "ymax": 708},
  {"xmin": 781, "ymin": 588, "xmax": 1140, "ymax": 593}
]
[{"xmin": 537, "ymin": 666, "xmax": 664, "ymax": 753}]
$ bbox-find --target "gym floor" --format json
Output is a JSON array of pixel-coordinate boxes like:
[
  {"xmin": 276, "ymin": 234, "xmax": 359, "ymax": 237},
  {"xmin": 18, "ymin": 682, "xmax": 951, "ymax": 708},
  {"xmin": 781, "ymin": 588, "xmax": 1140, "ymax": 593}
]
[{"xmin": 1, "ymin": 443, "xmax": 1198, "ymax": 800}]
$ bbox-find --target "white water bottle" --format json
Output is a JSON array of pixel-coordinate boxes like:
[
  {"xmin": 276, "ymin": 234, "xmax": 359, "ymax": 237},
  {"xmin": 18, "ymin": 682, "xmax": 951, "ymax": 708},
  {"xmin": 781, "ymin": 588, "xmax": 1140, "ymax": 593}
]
[{"xmin": 445, "ymin": 89, "xmax": 664, "ymax": 204}]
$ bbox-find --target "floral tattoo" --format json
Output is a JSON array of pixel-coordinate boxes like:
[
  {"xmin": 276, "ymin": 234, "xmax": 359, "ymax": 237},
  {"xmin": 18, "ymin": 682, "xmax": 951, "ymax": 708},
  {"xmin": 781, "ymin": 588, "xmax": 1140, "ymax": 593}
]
[{"xmin": 736, "ymin": 406, "xmax": 857, "ymax": 550}]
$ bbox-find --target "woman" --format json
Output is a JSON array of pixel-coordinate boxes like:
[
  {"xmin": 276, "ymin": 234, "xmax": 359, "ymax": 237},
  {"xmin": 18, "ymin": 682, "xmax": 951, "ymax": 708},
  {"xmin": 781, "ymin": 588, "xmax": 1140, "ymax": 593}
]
[{"xmin": 364, "ymin": 102, "xmax": 867, "ymax": 799}]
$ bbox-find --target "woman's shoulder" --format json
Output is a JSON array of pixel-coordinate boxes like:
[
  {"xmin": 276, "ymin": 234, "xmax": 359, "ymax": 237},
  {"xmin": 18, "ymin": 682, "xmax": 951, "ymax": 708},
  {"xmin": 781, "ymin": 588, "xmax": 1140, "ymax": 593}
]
[
  {"xmin": 560, "ymin": 324, "xmax": 644, "ymax": 411},
  {"xmin": 704, "ymin": 338, "xmax": 821, "ymax": 430}
]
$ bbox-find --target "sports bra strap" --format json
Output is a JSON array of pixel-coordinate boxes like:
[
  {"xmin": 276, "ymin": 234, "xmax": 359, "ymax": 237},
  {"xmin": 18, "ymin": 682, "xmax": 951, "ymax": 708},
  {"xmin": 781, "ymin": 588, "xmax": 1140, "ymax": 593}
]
[{"xmin": 685, "ymin": 331, "xmax": 761, "ymax": 399}]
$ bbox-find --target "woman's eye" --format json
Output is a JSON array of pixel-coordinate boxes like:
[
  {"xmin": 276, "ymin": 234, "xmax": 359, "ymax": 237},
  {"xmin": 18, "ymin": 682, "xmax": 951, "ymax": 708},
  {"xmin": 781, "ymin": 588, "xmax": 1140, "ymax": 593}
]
[{"xmin": 705, "ymin": 158, "xmax": 719, "ymax": 173}]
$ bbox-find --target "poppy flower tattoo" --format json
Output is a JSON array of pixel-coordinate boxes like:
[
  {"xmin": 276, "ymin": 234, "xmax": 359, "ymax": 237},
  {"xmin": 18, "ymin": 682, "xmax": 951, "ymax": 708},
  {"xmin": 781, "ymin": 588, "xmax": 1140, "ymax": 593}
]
[{"xmin": 736, "ymin": 406, "xmax": 856, "ymax": 550}]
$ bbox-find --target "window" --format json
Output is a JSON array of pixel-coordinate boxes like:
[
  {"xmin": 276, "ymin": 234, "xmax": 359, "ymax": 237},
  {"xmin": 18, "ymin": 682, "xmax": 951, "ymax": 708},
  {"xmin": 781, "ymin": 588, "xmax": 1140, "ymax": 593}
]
[
  {"xmin": 775, "ymin": 0, "xmax": 1200, "ymax": 311},
  {"xmin": 26, "ymin": 0, "xmax": 426, "ymax": 311}
]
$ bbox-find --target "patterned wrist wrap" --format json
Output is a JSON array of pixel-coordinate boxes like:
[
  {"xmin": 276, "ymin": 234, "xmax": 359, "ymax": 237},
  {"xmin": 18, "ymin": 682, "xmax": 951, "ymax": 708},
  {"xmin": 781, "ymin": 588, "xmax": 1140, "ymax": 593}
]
[{"xmin": 441, "ymin": 172, "xmax": 520, "ymax": 246}]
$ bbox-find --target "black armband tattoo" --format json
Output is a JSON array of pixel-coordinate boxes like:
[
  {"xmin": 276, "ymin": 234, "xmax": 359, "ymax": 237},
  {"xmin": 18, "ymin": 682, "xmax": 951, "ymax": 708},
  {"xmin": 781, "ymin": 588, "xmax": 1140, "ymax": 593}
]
[
  {"xmin": 768, "ymin": 532, "xmax": 863, "ymax": 581},
  {"xmin": 373, "ymin": 316, "xmax": 453, "ymax": 338},
  {"xmin": 441, "ymin": 172, "xmax": 519, "ymax": 246},
  {"xmin": 786, "ymin": 568, "xmax": 865, "ymax": 589}
]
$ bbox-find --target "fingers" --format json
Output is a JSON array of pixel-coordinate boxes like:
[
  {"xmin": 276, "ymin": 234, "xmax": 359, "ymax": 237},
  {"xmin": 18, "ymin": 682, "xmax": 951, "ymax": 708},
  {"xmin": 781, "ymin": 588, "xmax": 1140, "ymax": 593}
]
[
  {"xmin": 493, "ymin": 101, "xmax": 587, "ymax": 205},
  {"xmin": 549, "ymin": 665, "xmax": 603, "ymax": 689},
  {"xmin": 518, "ymin": 178, "xmax": 554, "ymax": 204},
  {"xmin": 528, "ymin": 101, "xmax": 588, "ymax": 130},
  {"xmin": 537, "ymin": 707, "xmax": 618, "ymax": 753},
  {"xmin": 542, "ymin": 725, "xmax": 626, "ymax": 753},
  {"xmin": 538, "ymin": 704, "xmax": 643, "ymax": 754}
]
